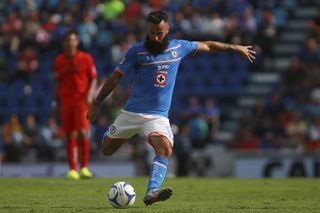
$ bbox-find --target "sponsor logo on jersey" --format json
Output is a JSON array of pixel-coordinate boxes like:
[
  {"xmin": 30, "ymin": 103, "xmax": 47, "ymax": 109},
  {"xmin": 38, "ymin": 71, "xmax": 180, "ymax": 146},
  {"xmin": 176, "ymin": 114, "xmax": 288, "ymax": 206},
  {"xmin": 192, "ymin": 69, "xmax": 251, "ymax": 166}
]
[
  {"xmin": 157, "ymin": 64, "xmax": 170, "ymax": 70},
  {"xmin": 154, "ymin": 71, "xmax": 167, "ymax": 88}
]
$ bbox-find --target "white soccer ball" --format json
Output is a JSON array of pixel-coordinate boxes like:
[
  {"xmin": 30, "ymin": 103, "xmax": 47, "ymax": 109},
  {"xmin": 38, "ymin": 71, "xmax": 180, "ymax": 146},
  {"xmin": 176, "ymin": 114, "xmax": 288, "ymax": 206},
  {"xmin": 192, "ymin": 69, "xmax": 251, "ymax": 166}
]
[{"xmin": 108, "ymin": 181, "xmax": 136, "ymax": 208}]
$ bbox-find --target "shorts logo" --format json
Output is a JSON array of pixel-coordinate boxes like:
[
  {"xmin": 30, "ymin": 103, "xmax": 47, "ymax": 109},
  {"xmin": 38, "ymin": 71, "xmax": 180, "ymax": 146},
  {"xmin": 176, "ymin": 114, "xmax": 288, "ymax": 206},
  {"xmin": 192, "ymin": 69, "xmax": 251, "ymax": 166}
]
[
  {"xmin": 109, "ymin": 125, "xmax": 116, "ymax": 135},
  {"xmin": 154, "ymin": 71, "xmax": 167, "ymax": 88}
]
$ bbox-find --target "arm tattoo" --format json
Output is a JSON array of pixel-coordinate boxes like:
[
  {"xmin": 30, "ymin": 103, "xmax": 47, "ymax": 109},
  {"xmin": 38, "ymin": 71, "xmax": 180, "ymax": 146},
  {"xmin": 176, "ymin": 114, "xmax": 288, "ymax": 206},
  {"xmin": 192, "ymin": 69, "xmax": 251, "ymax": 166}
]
[{"xmin": 205, "ymin": 41, "xmax": 237, "ymax": 52}]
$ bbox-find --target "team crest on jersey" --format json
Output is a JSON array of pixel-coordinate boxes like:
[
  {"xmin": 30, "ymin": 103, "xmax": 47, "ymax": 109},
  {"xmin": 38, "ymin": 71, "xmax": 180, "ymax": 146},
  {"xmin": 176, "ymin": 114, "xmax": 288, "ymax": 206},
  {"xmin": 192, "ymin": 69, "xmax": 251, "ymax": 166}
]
[
  {"xmin": 154, "ymin": 71, "xmax": 167, "ymax": 88},
  {"xmin": 171, "ymin": 50, "xmax": 178, "ymax": 58}
]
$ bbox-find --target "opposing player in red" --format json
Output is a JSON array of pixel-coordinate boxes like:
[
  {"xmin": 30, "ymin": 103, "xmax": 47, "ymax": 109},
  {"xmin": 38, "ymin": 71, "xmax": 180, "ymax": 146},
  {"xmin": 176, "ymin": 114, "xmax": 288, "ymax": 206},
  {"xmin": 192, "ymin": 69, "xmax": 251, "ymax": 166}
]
[{"xmin": 53, "ymin": 30, "xmax": 97, "ymax": 179}]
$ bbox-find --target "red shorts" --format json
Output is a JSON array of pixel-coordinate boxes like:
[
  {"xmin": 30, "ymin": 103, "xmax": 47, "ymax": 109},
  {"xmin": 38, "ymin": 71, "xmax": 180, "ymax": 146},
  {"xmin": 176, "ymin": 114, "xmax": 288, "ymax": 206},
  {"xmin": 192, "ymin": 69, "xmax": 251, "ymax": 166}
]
[{"xmin": 60, "ymin": 101, "xmax": 89, "ymax": 133}]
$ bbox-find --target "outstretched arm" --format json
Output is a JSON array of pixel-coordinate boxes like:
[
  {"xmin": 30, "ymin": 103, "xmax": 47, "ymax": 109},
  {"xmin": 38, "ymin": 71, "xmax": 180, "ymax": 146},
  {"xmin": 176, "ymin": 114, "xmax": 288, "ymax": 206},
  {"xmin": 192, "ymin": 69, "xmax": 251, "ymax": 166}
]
[
  {"xmin": 87, "ymin": 71, "xmax": 123, "ymax": 122},
  {"xmin": 197, "ymin": 41, "xmax": 256, "ymax": 63}
]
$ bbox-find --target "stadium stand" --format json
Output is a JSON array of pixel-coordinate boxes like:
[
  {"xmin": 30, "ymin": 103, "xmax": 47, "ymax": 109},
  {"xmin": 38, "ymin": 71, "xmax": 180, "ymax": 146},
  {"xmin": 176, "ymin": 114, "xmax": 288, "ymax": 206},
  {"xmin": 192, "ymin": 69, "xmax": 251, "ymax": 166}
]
[{"xmin": 0, "ymin": 0, "xmax": 319, "ymax": 164}]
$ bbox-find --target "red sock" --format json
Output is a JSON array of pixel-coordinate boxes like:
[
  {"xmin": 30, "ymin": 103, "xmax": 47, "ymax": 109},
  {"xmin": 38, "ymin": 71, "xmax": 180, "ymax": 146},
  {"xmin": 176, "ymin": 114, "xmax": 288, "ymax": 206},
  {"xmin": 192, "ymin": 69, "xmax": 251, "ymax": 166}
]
[
  {"xmin": 67, "ymin": 139, "xmax": 77, "ymax": 170},
  {"xmin": 80, "ymin": 137, "xmax": 90, "ymax": 168}
]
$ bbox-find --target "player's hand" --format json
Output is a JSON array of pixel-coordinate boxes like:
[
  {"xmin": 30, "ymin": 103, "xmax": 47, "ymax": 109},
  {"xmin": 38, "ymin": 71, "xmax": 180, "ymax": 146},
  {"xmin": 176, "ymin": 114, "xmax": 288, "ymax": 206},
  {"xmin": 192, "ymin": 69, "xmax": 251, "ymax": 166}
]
[
  {"xmin": 87, "ymin": 103, "xmax": 99, "ymax": 122},
  {"xmin": 235, "ymin": 45, "xmax": 256, "ymax": 63}
]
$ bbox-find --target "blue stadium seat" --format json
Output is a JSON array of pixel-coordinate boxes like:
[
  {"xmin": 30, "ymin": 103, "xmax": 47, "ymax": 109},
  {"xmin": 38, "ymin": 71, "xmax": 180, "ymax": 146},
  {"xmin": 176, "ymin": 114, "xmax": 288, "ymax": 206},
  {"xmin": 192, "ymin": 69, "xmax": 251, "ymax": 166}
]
[
  {"xmin": 274, "ymin": 8, "xmax": 288, "ymax": 27},
  {"xmin": 206, "ymin": 78, "xmax": 224, "ymax": 95},
  {"xmin": 225, "ymin": 77, "xmax": 242, "ymax": 94},
  {"xmin": 0, "ymin": 82, "xmax": 8, "ymax": 96},
  {"xmin": 10, "ymin": 81, "xmax": 25, "ymax": 96},
  {"xmin": 21, "ymin": 94, "xmax": 37, "ymax": 114},
  {"xmin": 211, "ymin": 54, "xmax": 229, "ymax": 75},
  {"xmin": 1, "ymin": 94, "xmax": 19, "ymax": 114}
]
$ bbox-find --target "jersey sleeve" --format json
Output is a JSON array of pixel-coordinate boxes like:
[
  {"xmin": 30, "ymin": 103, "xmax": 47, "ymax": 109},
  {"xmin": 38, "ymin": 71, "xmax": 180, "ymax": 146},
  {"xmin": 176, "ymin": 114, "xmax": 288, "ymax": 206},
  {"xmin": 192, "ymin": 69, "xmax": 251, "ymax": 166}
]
[
  {"xmin": 178, "ymin": 40, "xmax": 199, "ymax": 58},
  {"xmin": 114, "ymin": 45, "xmax": 137, "ymax": 77},
  {"xmin": 87, "ymin": 54, "xmax": 98, "ymax": 78}
]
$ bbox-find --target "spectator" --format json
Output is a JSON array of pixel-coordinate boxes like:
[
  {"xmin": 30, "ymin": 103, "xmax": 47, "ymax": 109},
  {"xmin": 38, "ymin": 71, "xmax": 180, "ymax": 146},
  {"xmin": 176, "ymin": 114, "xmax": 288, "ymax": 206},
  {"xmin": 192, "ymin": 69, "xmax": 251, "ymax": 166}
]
[
  {"xmin": 204, "ymin": 12, "xmax": 225, "ymax": 40},
  {"xmin": 12, "ymin": 46, "xmax": 38, "ymax": 84},
  {"xmin": 1, "ymin": 11, "xmax": 23, "ymax": 53},
  {"xmin": 181, "ymin": 96, "xmax": 202, "ymax": 123},
  {"xmin": 22, "ymin": 114, "xmax": 40, "ymax": 150},
  {"xmin": 187, "ymin": 113, "xmax": 209, "ymax": 149},
  {"xmin": 2, "ymin": 114, "xmax": 24, "ymax": 162},
  {"xmin": 100, "ymin": 0, "xmax": 125, "ymax": 21},
  {"xmin": 0, "ymin": 48, "xmax": 8, "ymax": 81},
  {"xmin": 286, "ymin": 111, "xmax": 308, "ymax": 149},
  {"xmin": 308, "ymin": 117, "xmax": 320, "ymax": 142},
  {"xmin": 22, "ymin": 12, "xmax": 41, "ymax": 44},
  {"xmin": 282, "ymin": 57, "xmax": 305, "ymax": 96},
  {"xmin": 257, "ymin": 9, "xmax": 276, "ymax": 58},
  {"xmin": 237, "ymin": 128, "xmax": 258, "ymax": 150},
  {"xmin": 242, "ymin": 7, "xmax": 257, "ymax": 42},
  {"xmin": 298, "ymin": 37, "xmax": 320, "ymax": 67},
  {"xmin": 174, "ymin": 124, "xmax": 192, "ymax": 176},
  {"xmin": 303, "ymin": 88, "xmax": 320, "ymax": 117},
  {"xmin": 78, "ymin": 13, "xmax": 97, "ymax": 49},
  {"xmin": 36, "ymin": 14, "xmax": 59, "ymax": 50},
  {"xmin": 202, "ymin": 98, "xmax": 220, "ymax": 142},
  {"xmin": 39, "ymin": 117, "xmax": 64, "ymax": 161},
  {"xmin": 308, "ymin": 12, "xmax": 320, "ymax": 42},
  {"xmin": 124, "ymin": 0, "xmax": 142, "ymax": 24},
  {"xmin": 224, "ymin": 12, "xmax": 240, "ymax": 41},
  {"xmin": 260, "ymin": 131, "xmax": 284, "ymax": 150}
]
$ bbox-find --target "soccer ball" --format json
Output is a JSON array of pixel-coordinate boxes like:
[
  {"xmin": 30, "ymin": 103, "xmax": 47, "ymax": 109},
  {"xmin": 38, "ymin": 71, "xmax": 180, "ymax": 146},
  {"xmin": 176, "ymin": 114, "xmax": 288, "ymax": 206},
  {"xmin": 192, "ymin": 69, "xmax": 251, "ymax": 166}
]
[{"xmin": 108, "ymin": 181, "xmax": 136, "ymax": 208}]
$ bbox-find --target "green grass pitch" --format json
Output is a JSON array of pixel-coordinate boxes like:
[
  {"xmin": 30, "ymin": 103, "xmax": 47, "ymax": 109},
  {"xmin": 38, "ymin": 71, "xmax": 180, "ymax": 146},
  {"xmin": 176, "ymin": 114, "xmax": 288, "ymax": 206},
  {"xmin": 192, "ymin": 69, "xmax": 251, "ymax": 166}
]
[{"xmin": 0, "ymin": 177, "xmax": 320, "ymax": 212}]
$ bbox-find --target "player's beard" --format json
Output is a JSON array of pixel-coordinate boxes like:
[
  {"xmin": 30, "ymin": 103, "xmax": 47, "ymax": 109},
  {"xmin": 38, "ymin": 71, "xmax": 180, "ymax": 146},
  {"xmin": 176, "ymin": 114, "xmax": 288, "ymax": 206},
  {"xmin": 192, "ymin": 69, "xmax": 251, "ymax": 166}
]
[{"xmin": 144, "ymin": 35, "xmax": 169, "ymax": 55}]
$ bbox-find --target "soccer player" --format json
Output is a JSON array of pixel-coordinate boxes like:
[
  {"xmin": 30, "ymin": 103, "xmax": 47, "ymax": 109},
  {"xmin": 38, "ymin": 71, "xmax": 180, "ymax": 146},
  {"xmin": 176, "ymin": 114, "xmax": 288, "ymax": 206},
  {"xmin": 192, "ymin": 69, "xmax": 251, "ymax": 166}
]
[
  {"xmin": 87, "ymin": 11, "xmax": 255, "ymax": 205},
  {"xmin": 53, "ymin": 30, "xmax": 97, "ymax": 180}
]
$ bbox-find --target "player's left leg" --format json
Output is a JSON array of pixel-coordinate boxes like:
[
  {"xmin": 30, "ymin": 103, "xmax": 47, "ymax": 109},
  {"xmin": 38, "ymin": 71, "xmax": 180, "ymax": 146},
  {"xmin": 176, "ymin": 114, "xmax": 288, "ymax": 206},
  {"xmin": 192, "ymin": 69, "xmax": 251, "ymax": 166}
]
[
  {"xmin": 144, "ymin": 135, "xmax": 173, "ymax": 206},
  {"xmin": 78, "ymin": 130, "xmax": 92, "ymax": 178},
  {"xmin": 61, "ymin": 104, "xmax": 80, "ymax": 179},
  {"xmin": 75, "ymin": 103, "xmax": 92, "ymax": 178},
  {"xmin": 66, "ymin": 132, "xmax": 80, "ymax": 180}
]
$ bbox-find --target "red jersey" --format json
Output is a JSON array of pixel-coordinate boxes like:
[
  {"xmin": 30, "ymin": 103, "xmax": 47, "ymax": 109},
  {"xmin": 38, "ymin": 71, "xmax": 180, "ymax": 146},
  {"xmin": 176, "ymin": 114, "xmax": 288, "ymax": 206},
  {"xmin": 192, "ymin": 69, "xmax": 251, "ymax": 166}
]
[{"xmin": 54, "ymin": 50, "xmax": 97, "ymax": 102}]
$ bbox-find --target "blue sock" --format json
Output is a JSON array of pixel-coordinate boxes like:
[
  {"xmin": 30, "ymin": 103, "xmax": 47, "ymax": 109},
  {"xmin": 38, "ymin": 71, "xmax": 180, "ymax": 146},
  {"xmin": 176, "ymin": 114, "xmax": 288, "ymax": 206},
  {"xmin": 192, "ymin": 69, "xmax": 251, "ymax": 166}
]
[{"xmin": 147, "ymin": 156, "xmax": 169, "ymax": 192}]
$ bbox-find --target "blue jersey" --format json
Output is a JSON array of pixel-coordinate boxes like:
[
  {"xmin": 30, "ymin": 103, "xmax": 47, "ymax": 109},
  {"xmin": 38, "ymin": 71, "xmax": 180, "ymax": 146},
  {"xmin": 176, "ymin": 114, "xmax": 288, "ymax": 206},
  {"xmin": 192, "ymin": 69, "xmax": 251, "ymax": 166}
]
[{"xmin": 115, "ymin": 39, "xmax": 198, "ymax": 117}]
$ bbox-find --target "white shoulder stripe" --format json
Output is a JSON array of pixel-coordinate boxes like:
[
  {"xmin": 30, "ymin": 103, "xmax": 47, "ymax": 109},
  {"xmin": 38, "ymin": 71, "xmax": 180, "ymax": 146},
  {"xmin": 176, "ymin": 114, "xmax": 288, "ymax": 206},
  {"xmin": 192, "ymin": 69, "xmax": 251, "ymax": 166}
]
[
  {"xmin": 137, "ymin": 44, "xmax": 181, "ymax": 55},
  {"xmin": 141, "ymin": 57, "xmax": 181, "ymax": 65},
  {"xmin": 165, "ymin": 44, "xmax": 181, "ymax": 52}
]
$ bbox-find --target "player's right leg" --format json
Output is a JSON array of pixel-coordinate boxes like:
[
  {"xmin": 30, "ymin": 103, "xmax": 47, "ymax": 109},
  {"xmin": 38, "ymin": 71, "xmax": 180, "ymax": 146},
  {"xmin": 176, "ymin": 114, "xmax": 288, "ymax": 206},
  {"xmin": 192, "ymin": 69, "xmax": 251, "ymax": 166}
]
[
  {"xmin": 143, "ymin": 135, "xmax": 173, "ymax": 206},
  {"xmin": 101, "ymin": 137, "xmax": 127, "ymax": 156}
]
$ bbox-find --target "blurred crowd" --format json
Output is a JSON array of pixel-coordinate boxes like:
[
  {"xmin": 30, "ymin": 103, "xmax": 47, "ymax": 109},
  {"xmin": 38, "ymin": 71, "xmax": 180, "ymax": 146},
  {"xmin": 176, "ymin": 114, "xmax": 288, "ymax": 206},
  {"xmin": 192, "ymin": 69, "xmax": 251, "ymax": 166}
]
[
  {"xmin": 0, "ymin": 0, "xmax": 286, "ymax": 165},
  {"xmin": 0, "ymin": 0, "xmax": 277, "ymax": 82},
  {"xmin": 229, "ymin": 8, "xmax": 320, "ymax": 152}
]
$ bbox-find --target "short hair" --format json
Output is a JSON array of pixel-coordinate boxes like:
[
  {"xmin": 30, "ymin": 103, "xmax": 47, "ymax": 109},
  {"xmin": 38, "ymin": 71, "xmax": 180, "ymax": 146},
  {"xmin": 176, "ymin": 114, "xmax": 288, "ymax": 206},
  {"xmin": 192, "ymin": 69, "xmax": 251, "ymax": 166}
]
[
  {"xmin": 147, "ymin": 11, "xmax": 168, "ymax": 24},
  {"xmin": 62, "ymin": 29, "xmax": 78, "ymax": 41}
]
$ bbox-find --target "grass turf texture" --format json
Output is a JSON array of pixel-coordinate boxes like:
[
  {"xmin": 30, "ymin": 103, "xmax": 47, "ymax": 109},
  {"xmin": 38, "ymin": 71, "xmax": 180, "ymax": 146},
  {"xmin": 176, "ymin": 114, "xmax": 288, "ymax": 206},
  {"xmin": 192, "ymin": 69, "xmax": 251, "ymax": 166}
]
[{"xmin": 0, "ymin": 178, "xmax": 320, "ymax": 212}]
